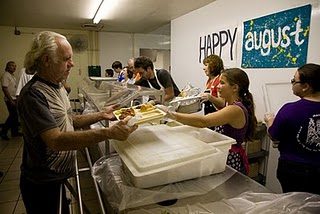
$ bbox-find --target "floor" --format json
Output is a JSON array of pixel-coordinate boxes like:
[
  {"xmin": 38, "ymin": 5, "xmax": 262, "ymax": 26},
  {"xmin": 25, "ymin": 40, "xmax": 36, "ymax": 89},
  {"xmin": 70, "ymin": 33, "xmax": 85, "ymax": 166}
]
[{"xmin": 0, "ymin": 135, "xmax": 103, "ymax": 214}]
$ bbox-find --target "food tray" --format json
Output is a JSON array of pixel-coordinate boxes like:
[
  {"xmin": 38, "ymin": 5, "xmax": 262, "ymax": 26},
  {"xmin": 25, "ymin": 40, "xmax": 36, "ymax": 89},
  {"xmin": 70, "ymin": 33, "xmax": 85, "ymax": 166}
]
[
  {"xmin": 89, "ymin": 77, "xmax": 118, "ymax": 81},
  {"xmin": 113, "ymin": 106, "xmax": 166, "ymax": 125},
  {"xmin": 170, "ymin": 96, "xmax": 202, "ymax": 113},
  {"xmin": 170, "ymin": 95, "xmax": 202, "ymax": 105}
]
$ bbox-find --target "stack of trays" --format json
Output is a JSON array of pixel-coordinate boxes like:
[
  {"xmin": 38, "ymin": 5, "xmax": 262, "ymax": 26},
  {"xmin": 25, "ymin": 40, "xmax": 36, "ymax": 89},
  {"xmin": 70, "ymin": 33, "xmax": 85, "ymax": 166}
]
[{"xmin": 111, "ymin": 125, "xmax": 235, "ymax": 188}]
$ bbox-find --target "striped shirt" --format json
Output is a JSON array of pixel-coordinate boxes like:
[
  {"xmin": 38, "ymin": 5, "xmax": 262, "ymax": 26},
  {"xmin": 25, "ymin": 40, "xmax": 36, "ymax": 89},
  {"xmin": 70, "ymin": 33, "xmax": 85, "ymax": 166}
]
[{"xmin": 18, "ymin": 75, "xmax": 75, "ymax": 183}]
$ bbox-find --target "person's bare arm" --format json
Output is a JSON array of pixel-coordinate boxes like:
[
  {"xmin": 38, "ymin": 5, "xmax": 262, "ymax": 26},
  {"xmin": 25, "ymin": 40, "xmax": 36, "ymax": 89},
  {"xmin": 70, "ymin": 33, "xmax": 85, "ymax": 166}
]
[
  {"xmin": 263, "ymin": 112, "xmax": 279, "ymax": 147},
  {"xmin": 208, "ymin": 95, "xmax": 225, "ymax": 109},
  {"xmin": 72, "ymin": 104, "xmax": 118, "ymax": 129},
  {"xmin": 163, "ymin": 86, "xmax": 175, "ymax": 101},
  {"xmin": 264, "ymin": 113, "xmax": 275, "ymax": 129},
  {"xmin": 170, "ymin": 105, "xmax": 245, "ymax": 128},
  {"xmin": 41, "ymin": 117, "xmax": 137, "ymax": 151},
  {"xmin": 201, "ymin": 93, "xmax": 225, "ymax": 109},
  {"xmin": 2, "ymin": 86, "xmax": 15, "ymax": 105}
]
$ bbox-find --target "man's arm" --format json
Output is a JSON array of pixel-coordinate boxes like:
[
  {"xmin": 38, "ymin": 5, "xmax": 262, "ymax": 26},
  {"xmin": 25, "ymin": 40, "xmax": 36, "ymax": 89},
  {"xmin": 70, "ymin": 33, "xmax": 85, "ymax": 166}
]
[
  {"xmin": 41, "ymin": 117, "xmax": 137, "ymax": 151},
  {"xmin": 163, "ymin": 86, "xmax": 175, "ymax": 101},
  {"xmin": 72, "ymin": 104, "xmax": 118, "ymax": 129},
  {"xmin": 72, "ymin": 112, "xmax": 109, "ymax": 129},
  {"xmin": 2, "ymin": 86, "xmax": 15, "ymax": 104},
  {"xmin": 157, "ymin": 70, "xmax": 175, "ymax": 101}
]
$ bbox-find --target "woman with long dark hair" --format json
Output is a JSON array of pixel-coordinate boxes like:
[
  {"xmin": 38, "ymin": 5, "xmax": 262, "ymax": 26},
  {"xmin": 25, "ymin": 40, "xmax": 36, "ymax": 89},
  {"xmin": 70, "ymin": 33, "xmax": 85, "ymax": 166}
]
[{"xmin": 167, "ymin": 68, "xmax": 257, "ymax": 175}]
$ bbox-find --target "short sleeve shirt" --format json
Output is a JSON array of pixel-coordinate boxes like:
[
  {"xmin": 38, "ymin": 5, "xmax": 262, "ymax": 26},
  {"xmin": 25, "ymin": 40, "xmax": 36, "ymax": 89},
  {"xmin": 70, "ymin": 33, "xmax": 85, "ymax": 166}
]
[
  {"xmin": 16, "ymin": 68, "xmax": 34, "ymax": 96},
  {"xmin": 268, "ymin": 99, "xmax": 320, "ymax": 166},
  {"xmin": 18, "ymin": 75, "xmax": 75, "ymax": 183},
  {"xmin": 149, "ymin": 69, "xmax": 180, "ymax": 97},
  {"xmin": 1, "ymin": 71, "xmax": 17, "ymax": 100}
]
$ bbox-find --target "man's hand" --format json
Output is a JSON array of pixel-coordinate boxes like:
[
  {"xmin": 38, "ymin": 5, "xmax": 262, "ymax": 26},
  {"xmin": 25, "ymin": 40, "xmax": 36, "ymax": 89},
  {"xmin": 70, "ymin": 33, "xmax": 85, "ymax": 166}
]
[
  {"xmin": 108, "ymin": 116, "xmax": 138, "ymax": 141},
  {"xmin": 102, "ymin": 104, "xmax": 120, "ymax": 113},
  {"xmin": 101, "ymin": 104, "xmax": 120, "ymax": 120}
]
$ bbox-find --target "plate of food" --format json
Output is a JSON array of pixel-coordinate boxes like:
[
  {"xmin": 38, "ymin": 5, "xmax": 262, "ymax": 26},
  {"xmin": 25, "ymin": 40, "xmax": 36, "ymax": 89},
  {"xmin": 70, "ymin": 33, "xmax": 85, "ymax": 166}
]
[{"xmin": 113, "ymin": 103, "xmax": 166, "ymax": 125}]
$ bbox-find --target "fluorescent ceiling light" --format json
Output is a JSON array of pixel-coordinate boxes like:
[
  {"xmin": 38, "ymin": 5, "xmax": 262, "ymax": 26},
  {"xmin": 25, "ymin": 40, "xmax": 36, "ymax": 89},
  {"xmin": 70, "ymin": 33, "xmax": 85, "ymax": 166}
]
[
  {"xmin": 93, "ymin": 0, "xmax": 104, "ymax": 24},
  {"xmin": 92, "ymin": 0, "xmax": 119, "ymax": 24}
]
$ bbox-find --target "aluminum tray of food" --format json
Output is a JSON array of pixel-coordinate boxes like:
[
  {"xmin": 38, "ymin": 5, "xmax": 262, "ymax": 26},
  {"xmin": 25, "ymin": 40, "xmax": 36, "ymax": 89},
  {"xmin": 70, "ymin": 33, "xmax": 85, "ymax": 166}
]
[
  {"xmin": 170, "ymin": 95, "xmax": 202, "ymax": 104},
  {"xmin": 169, "ymin": 96, "xmax": 202, "ymax": 113},
  {"xmin": 89, "ymin": 77, "xmax": 118, "ymax": 81},
  {"xmin": 113, "ymin": 103, "xmax": 166, "ymax": 125}
]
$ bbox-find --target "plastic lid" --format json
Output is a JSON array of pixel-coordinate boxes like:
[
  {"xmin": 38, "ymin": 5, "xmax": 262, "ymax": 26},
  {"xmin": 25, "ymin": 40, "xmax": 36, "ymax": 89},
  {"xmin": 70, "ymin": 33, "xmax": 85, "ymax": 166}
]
[{"xmin": 116, "ymin": 125, "xmax": 216, "ymax": 172}]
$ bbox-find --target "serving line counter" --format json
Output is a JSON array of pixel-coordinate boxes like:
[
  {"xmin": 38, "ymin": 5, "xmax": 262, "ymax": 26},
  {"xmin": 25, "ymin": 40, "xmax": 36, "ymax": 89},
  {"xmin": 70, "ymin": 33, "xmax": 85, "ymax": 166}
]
[
  {"xmin": 84, "ymin": 123, "xmax": 320, "ymax": 214},
  {"xmin": 76, "ymin": 79, "xmax": 320, "ymax": 213},
  {"xmin": 88, "ymin": 153, "xmax": 320, "ymax": 214},
  {"xmin": 92, "ymin": 154, "xmax": 270, "ymax": 213},
  {"xmin": 81, "ymin": 122, "xmax": 320, "ymax": 213},
  {"xmin": 86, "ymin": 119, "xmax": 267, "ymax": 213}
]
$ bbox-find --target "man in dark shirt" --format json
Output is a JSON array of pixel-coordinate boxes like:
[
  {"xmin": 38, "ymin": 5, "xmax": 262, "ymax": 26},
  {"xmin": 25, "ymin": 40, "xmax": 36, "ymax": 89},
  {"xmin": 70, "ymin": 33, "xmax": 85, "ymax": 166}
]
[
  {"xmin": 18, "ymin": 31, "xmax": 137, "ymax": 214},
  {"xmin": 134, "ymin": 56, "xmax": 180, "ymax": 102}
]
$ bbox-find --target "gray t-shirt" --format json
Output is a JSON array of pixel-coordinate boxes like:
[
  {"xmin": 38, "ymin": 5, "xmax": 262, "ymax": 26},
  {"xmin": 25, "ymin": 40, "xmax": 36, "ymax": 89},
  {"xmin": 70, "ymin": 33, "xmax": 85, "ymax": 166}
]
[{"xmin": 18, "ymin": 75, "xmax": 75, "ymax": 183}]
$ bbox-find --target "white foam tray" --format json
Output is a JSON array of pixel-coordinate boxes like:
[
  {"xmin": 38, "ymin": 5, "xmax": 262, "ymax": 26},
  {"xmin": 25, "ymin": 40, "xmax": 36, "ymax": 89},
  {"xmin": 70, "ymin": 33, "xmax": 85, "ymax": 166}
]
[{"xmin": 111, "ymin": 125, "xmax": 235, "ymax": 188}]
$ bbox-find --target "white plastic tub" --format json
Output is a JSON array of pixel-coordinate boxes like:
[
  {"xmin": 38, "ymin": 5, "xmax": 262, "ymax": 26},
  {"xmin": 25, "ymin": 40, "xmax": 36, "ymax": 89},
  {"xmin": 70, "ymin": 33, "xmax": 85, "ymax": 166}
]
[{"xmin": 111, "ymin": 125, "xmax": 235, "ymax": 188}]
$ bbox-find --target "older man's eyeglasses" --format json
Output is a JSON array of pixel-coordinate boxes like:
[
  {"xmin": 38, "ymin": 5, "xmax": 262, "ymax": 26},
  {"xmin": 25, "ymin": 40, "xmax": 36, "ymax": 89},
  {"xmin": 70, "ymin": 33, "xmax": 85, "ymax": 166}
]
[{"xmin": 291, "ymin": 79, "xmax": 303, "ymax": 85}]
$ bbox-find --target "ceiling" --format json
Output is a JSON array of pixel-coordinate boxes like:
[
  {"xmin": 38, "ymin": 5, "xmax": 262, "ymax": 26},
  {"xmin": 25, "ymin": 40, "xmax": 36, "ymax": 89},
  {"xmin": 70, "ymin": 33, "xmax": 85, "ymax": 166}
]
[{"xmin": 0, "ymin": 0, "xmax": 215, "ymax": 35}]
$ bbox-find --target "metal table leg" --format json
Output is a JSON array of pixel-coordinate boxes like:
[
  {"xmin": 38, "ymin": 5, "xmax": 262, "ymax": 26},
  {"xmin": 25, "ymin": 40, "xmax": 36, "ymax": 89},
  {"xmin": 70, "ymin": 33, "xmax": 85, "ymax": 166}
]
[{"xmin": 85, "ymin": 147, "xmax": 106, "ymax": 214}]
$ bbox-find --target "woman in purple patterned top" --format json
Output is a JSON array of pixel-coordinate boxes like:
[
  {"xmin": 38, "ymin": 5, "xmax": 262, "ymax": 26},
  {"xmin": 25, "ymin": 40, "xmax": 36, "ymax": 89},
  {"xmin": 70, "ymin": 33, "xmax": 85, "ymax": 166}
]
[
  {"xmin": 168, "ymin": 68, "xmax": 257, "ymax": 175},
  {"xmin": 265, "ymin": 63, "xmax": 320, "ymax": 194}
]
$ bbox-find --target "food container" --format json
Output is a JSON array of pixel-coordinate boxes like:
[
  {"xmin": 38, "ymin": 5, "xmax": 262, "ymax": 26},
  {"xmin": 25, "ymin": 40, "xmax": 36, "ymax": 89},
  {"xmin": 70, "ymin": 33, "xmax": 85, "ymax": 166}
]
[
  {"xmin": 111, "ymin": 125, "xmax": 235, "ymax": 188},
  {"xmin": 170, "ymin": 96, "xmax": 202, "ymax": 113},
  {"xmin": 113, "ymin": 105, "xmax": 166, "ymax": 125}
]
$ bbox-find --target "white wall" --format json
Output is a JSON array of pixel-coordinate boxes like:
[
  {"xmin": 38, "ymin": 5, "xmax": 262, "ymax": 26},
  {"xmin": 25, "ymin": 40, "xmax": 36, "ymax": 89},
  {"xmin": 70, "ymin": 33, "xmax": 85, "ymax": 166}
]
[
  {"xmin": 0, "ymin": 26, "xmax": 92, "ymax": 122},
  {"xmin": 0, "ymin": 27, "xmax": 171, "ymax": 123},
  {"xmin": 99, "ymin": 32, "xmax": 170, "ymax": 71},
  {"xmin": 98, "ymin": 32, "xmax": 133, "ymax": 70},
  {"xmin": 171, "ymin": 0, "xmax": 320, "ymax": 119},
  {"xmin": 171, "ymin": 0, "xmax": 320, "ymax": 193}
]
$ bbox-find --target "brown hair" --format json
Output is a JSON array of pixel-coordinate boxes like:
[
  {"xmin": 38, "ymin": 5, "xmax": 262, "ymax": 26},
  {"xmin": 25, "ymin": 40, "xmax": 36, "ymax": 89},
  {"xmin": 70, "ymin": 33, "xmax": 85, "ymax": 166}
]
[
  {"xmin": 203, "ymin": 54, "xmax": 224, "ymax": 77},
  {"xmin": 134, "ymin": 56, "xmax": 154, "ymax": 70},
  {"xmin": 298, "ymin": 63, "xmax": 320, "ymax": 92}
]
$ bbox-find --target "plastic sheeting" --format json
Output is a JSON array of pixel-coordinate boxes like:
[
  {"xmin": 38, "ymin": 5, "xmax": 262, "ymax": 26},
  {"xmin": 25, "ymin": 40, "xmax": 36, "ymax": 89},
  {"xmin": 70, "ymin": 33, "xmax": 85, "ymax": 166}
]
[
  {"xmin": 92, "ymin": 155, "xmax": 236, "ymax": 211},
  {"xmin": 128, "ymin": 191, "xmax": 320, "ymax": 214}
]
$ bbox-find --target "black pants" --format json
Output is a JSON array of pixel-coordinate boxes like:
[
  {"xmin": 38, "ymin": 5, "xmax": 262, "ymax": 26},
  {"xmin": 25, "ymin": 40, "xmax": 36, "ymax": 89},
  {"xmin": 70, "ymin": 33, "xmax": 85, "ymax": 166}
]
[
  {"xmin": 1, "ymin": 100, "xmax": 19, "ymax": 136},
  {"xmin": 20, "ymin": 175, "xmax": 70, "ymax": 214},
  {"xmin": 277, "ymin": 159, "xmax": 320, "ymax": 195}
]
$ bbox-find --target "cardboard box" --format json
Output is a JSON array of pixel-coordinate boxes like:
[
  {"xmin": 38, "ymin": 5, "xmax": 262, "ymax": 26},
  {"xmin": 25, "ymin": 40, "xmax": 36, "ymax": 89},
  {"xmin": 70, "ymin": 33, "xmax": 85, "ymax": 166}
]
[
  {"xmin": 246, "ymin": 140, "xmax": 262, "ymax": 154},
  {"xmin": 248, "ymin": 162, "xmax": 259, "ymax": 178}
]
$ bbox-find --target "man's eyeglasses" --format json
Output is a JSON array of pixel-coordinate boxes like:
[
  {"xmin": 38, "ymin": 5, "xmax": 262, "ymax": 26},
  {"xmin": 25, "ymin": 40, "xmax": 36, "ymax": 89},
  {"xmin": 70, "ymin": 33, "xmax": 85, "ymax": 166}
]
[{"xmin": 291, "ymin": 79, "xmax": 303, "ymax": 85}]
